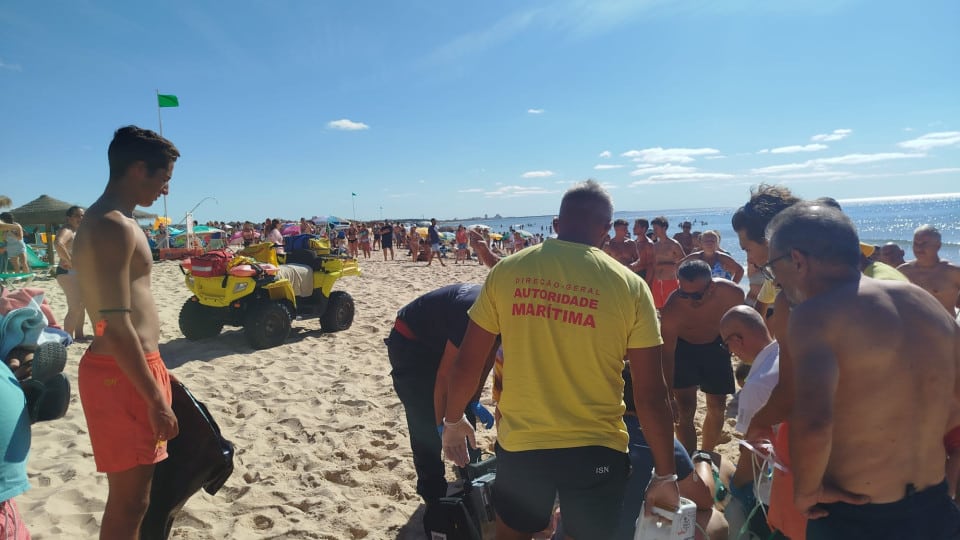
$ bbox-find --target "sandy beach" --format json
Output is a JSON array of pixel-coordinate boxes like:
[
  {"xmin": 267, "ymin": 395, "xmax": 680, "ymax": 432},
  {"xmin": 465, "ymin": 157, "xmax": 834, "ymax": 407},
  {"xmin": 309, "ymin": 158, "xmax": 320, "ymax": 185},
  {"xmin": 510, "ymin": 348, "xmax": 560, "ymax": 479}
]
[{"xmin": 18, "ymin": 254, "xmax": 740, "ymax": 540}]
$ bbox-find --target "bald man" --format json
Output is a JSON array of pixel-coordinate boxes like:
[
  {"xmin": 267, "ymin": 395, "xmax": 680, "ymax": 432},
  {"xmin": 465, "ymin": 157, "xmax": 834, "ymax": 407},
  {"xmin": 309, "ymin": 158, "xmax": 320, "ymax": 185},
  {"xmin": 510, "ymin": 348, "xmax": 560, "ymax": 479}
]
[{"xmin": 898, "ymin": 225, "xmax": 960, "ymax": 316}]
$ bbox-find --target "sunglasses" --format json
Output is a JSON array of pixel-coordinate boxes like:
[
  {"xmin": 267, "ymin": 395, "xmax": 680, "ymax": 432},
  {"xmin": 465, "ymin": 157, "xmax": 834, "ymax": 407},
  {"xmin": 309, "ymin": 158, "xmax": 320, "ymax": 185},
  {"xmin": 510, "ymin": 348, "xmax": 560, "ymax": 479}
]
[
  {"xmin": 674, "ymin": 282, "xmax": 711, "ymax": 301},
  {"xmin": 761, "ymin": 253, "xmax": 791, "ymax": 282},
  {"xmin": 720, "ymin": 333, "xmax": 741, "ymax": 352}
]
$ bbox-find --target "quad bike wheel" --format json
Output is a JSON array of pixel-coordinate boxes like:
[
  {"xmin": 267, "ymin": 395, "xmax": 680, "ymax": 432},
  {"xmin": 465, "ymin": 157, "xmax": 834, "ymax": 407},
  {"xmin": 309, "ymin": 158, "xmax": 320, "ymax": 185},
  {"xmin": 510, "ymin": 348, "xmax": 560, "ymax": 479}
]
[
  {"xmin": 319, "ymin": 291, "xmax": 355, "ymax": 333},
  {"xmin": 179, "ymin": 299, "xmax": 225, "ymax": 340},
  {"xmin": 243, "ymin": 301, "xmax": 292, "ymax": 350}
]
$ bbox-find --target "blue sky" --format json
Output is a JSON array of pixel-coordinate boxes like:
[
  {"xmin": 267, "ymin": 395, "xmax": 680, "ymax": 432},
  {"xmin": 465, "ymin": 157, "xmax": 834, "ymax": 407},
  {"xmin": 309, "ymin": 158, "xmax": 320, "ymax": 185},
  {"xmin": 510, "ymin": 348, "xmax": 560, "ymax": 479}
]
[{"xmin": 2, "ymin": 0, "xmax": 959, "ymax": 224}]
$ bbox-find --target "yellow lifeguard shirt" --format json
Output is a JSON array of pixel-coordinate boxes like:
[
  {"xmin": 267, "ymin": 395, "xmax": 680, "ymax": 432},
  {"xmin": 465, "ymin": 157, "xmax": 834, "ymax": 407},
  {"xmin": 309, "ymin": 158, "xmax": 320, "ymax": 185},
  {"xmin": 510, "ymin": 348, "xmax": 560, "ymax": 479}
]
[{"xmin": 469, "ymin": 239, "xmax": 662, "ymax": 453}]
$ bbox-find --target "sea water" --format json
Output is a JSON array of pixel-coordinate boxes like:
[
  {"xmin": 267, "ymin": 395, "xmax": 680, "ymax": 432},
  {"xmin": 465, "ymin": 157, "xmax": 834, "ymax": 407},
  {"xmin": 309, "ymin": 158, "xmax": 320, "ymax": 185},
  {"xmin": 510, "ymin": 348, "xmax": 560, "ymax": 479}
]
[{"xmin": 442, "ymin": 194, "xmax": 960, "ymax": 267}]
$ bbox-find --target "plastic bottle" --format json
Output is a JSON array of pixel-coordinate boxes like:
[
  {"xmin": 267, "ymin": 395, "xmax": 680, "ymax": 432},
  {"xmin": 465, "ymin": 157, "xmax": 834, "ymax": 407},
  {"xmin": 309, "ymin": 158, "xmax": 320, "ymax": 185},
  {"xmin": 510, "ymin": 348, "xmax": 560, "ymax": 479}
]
[{"xmin": 633, "ymin": 497, "xmax": 698, "ymax": 540}]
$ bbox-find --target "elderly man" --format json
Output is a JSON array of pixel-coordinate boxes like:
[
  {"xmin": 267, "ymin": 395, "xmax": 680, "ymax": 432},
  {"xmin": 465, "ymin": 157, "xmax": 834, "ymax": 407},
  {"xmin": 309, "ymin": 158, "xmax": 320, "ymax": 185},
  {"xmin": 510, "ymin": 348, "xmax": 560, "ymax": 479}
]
[
  {"xmin": 661, "ymin": 260, "xmax": 744, "ymax": 453},
  {"xmin": 765, "ymin": 203, "xmax": 960, "ymax": 539},
  {"xmin": 441, "ymin": 180, "xmax": 678, "ymax": 540},
  {"xmin": 898, "ymin": 225, "xmax": 960, "ymax": 316}
]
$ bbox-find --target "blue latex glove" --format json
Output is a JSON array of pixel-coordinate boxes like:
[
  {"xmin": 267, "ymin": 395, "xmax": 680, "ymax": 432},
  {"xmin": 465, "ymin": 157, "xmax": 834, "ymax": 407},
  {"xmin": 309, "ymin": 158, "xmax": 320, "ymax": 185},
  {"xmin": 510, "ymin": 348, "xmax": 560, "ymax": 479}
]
[
  {"xmin": 471, "ymin": 401, "xmax": 495, "ymax": 429},
  {"xmin": 437, "ymin": 424, "xmax": 444, "ymax": 436}
]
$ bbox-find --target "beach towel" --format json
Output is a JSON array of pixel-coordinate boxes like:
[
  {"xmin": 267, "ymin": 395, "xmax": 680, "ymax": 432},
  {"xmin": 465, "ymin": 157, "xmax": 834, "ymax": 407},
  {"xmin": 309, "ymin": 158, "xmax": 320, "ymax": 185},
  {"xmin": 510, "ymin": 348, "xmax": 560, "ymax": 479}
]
[
  {"xmin": 277, "ymin": 264, "xmax": 313, "ymax": 297},
  {"xmin": 0, "ymin": 286, "xmax": 58, "ymax": 327},
  {"xmin": 0, "ymin": 300, "xmax": 48, "ymax": 360}
]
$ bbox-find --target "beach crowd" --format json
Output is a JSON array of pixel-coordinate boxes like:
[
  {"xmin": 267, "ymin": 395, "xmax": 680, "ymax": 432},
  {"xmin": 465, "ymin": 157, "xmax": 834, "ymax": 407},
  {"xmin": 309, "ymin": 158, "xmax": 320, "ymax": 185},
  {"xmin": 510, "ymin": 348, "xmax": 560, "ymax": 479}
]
[{"xmin": 2, "ymin": 126, "xmax": 960, "ymax": 540}]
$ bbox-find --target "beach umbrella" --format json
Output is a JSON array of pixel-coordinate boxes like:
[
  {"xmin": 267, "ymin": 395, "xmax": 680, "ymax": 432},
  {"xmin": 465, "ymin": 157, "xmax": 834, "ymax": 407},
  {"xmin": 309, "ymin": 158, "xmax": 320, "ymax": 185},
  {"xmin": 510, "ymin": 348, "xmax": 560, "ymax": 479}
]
[
  {"xmin": 415, "ymin": 227, "xmax": 428, "ymax": 239},
  {"xmin": 467, "ymin": 224, "xmax": 490, "ymax": 231},
  {"xmin": 488, "ymin": 232, "xmax": 503, "ymax": 240},
  {"xmin": 416, "ymin": 220, "xmax": 432, "ymax": 227},
  {"xmin": 7, "ymin": 194, "xmax": 154, "ymax": 265},
  {"xmin": 439, "ymin": 231, "xmax": 456, "ymax": 241},
  {"xmin": 229, "ymin": 230, "xmax": 261, "ymax": 241},
  {"xmin": 514, "ymin": 229, "xmax": 534, "ymax": 239},
  {"xmin": 281, "ymin": 224, "xmax": 300, "ymax": 236}
]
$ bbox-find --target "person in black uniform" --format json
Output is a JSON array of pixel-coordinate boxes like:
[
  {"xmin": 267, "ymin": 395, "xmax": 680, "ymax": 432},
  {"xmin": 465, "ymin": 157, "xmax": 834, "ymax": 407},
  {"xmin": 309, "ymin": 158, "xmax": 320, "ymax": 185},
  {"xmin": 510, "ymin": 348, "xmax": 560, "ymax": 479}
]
[{"xmin": 386, "ymin": 283, "xmax": 497, "ymax": 506}]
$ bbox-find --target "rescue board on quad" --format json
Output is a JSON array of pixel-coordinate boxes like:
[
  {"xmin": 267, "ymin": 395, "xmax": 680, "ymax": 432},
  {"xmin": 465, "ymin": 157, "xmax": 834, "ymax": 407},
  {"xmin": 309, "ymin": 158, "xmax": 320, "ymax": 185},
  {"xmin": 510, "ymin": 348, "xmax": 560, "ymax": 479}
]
[{"xmin": 179, "ymin": 236, "xmax": 360, "ymax": 350}]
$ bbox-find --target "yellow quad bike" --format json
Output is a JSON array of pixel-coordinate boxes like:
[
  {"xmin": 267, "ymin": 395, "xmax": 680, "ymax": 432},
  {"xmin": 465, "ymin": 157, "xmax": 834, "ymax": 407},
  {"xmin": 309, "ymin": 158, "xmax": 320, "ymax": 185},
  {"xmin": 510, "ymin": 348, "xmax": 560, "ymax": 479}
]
[{"xmin": 178, "ymin": 239, "xmax": 360, "ymax": 350}]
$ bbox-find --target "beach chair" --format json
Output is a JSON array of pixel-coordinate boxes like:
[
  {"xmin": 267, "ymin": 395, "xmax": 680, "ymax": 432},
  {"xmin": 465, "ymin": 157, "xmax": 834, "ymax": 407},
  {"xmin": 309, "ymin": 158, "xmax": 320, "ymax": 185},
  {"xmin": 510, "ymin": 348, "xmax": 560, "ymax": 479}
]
[
  {"xmin": 25, "ymin": 245, "xmax": 50, "ymax": 270},
  {"xmin": 0, "ymin": 272, "xmax": 36, "ymax": 289}
]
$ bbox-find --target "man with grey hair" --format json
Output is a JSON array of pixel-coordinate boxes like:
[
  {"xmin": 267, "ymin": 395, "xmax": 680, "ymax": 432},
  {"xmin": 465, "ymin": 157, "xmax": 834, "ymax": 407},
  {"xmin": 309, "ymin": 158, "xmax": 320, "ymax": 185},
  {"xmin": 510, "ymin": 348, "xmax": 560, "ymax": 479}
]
[
  {"xmin": 898, "ymin": 224, "xmax": 960, "ymax": 316},
  {"xmin": 765, "ymin": 202, "xmax": 960, "ymax": 539},
  {"xmin": 441, "ymin": 180, "xmax": 678, "ymax": 540}
]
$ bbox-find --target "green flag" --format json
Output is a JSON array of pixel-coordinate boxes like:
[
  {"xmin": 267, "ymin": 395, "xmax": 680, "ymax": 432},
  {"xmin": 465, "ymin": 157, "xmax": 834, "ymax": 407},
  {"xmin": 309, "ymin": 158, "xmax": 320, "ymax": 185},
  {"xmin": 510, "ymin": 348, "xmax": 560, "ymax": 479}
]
[{"xmin": 158, "ymin": 94, "xmax": 179, "ymax": 107}]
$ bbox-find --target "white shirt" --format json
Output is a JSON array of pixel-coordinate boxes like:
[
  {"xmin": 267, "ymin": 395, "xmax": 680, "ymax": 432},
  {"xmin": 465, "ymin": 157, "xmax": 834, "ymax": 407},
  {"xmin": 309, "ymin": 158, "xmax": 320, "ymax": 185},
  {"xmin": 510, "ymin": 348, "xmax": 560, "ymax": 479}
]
[{"xmin": 735, "ymin": 340, "xmax": 780, "ymax": 434}]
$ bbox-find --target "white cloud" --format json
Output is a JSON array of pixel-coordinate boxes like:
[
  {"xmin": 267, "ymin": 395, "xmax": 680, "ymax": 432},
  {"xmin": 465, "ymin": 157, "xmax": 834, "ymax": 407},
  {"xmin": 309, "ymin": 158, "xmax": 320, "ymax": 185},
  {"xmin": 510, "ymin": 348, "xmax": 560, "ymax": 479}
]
[
  {"xmin": 704, "ymin": 155, "xmax": 727, "ymax": 160},
  {"xmin": 459, "ymin": 188, "xmax": 484, "ymax": 193},
  {"xmin": 897, "ymin": 132, "xmax": 960, "ymax": 151},
  {"xmin": 629, "ymin": 172, "xmax": 735, "ymax": 186},
  {"xmin": 903, "ymin": 127, "xmax": 915, "ymax": 132},
  {"xmin": 0, "ymin": 58, "xmax": 22, "ymax": 71},
  {"xmin": 769, "ymin": 171, "xmax": 854, "ymax": 180},
  {"xmin": 770, "ymin": 143, "xmax": 828, "ymax": 154},
  {"xmin": 621, "ymin": 147, "xmax": 720, "ymax": 164},
  {"xmin": 599, "ymin": 150, "xmax": 612, "ymax": 159},
  {"xmin": 911, "ymin": 167, "xmax": 960, "ymax": 175},
  {"xmin": 327, "ymin": 119, "xmax": 369, "ymax": 131},
  {"xmin": 527, "ymin": 108, "xmax": 544, "ymax": 115},
  {"xmin": 594, "ymin": 164, "xmax": 624, "ymax": 170},
  {"xmin": 751, "ymin": 152, "xmax": 926, "ymax": 175},
  {"xmin": 484, "ymin": 185, "xmax": 558, "ymax": 198},
  {"xmin": 757, "ymin": 149, "xmax": 770, "ymax": 154},
  {"xmin": 629, "ymin": 164, "xmax": 697, "ymax": 176},
  {"xmin": 600, "ymin": 182, "xmax": 618, "ymax": 190},
  {"xmin": 811, "ymin": 128, "xmax": 852, "ymax": 142},
  {"xmin": 521, "ymin": 170, "xmax": 555, "ymax": 178}
]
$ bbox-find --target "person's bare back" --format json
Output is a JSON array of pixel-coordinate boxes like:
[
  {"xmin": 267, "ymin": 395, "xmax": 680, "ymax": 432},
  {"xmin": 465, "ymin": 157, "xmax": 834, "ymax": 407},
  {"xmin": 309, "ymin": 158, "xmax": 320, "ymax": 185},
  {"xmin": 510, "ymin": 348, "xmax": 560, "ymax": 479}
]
[{"xmin": 789, "ymin": 277, "xmax": 958, "ymax": 503}]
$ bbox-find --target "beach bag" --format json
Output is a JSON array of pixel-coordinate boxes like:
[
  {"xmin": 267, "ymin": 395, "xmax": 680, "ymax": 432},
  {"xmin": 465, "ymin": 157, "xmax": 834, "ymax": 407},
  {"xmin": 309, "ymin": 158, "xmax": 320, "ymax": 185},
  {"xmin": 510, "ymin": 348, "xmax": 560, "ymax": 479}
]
[
  {"xmin": 309, "ymin": 237, "xmax": 330, "ymax": 254},
  {"xmin": 189, "ymin": 250, "xmax": 232, "ymax": 277},
  {"xmin": 141, "ymin": 381, "xmax": 235, "ymax": 540},
  {"xmin": 423, "ymin": 496, "xmax": 482, "ymax": 540},
  {"xmin": 284, "ymin": 234, "xmax": 316, "ymax": 253},
  {"xmin": 238, "ymin": 242, "xmax": 279, "ymax": 266}
]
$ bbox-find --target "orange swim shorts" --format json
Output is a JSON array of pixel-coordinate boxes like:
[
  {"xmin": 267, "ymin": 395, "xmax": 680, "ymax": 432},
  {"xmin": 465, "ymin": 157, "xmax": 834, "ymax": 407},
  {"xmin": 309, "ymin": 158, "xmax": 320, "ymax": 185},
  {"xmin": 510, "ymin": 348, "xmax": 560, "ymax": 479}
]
[
  {"xmin": 651, "ymin": 278, "xmax": 680, "ymax": 309},
  {"xmin": 78, "ymin": 350, "xmax": 172, "ymax": 473}
]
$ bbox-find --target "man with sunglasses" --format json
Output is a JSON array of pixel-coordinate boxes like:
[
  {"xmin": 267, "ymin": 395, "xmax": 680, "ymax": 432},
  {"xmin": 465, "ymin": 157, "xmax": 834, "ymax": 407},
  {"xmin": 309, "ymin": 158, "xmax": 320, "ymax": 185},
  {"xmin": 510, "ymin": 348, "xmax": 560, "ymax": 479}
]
[
  {"xmin": 661, "ymin": 259, "xmax": 744, "ymax": 454},
  {"xmin": 766, "ymin": 202, "xmax": 960, "ymax": 539}
]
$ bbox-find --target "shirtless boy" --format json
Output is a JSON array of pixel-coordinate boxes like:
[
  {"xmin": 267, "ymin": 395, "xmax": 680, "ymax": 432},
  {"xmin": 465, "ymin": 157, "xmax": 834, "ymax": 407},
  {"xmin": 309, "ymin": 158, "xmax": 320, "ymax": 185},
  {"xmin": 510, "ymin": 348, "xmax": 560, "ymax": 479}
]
[
  {"xmin": 73, "ymin": 126, "xmax": 180, "ymax": 539},
  {"xmin": 660, "ymin": 260, "xmax": 744, "ymax": 453},
  {"xmin": 767, "ymin": 203, "xmax": 960, "ymax": 539},
  {"xmin": 898, "ymin": 225, "xmax": 960, "ymax": 316},
  {"xmin": 650, "ymin": 216, "xmax": 686, "ymax": 309},
  {"xmin": 602, "ymin": 218, "xmax": 639, "ymax": 267},
  {"xmin": 631, "ymin": 218, "xmax": 656, "ymax": 281}
]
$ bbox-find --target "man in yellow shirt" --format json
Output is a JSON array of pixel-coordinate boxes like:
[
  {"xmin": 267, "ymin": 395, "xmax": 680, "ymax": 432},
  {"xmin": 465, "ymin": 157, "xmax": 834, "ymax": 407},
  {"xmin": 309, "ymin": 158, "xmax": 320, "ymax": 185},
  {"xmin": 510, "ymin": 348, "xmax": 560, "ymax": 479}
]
[{"xmin": 441, "ymin": 180, "xmax": 678, "ymax": 540}]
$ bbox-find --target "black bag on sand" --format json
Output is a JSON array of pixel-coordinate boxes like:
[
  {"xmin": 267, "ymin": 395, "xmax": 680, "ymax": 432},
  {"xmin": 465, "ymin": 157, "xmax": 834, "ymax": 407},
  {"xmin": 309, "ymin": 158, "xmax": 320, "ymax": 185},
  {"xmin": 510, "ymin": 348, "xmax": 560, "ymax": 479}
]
[
  {"xmin": 140, "ymin": 381, "xmax": 235, "ymax": 540},
  {"xmin": 423, "ymin": 496, "xmax": 482, "ymax": 540},
  {"xmin": 423, "ymin": 455, "xmax": 497, "ymax": 540}
]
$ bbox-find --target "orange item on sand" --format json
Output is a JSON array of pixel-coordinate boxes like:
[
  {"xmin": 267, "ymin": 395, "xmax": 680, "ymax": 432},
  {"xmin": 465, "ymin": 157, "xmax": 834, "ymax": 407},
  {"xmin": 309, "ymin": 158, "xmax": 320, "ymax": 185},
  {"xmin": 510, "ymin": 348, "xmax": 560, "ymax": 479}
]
[{"xmin": 78, "ymin": 351, "xmax": 172, "ymax": 473}]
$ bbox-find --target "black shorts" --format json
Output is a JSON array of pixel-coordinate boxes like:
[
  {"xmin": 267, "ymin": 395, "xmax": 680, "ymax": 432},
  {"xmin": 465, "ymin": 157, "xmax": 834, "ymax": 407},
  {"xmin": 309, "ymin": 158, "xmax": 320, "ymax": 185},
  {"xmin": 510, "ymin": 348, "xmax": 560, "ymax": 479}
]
[
  {"xmin": 381, "ymin": 238, "xmax": 392, "ymax": 249},
  {"xmin": 494, "ymin": 443, "xmax": 629, "ymax": 539},
  {"xmin": 673, "ymin": 336, "xmax": 735, "ymax": 395},
  {"xmin": 807, "ymin": 481, "xmax": 960, "ymax": 540}
]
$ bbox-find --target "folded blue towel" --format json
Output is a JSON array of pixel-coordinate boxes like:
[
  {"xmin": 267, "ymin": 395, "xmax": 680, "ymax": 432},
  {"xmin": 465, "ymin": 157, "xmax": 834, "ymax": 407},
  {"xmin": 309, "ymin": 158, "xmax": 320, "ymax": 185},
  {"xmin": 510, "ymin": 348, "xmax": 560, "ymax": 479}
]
[{"xmin": 0, "ymin": 297, "xmax": 48, "ymax": 360}]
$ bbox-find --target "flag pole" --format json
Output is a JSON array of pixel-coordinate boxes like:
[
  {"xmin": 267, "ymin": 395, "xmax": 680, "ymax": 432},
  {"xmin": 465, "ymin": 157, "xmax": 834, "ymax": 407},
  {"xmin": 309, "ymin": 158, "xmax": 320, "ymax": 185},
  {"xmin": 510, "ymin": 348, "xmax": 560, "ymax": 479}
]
[
  {"xmin": 352, "ymin": 193, "xmax": 356, "ymax": 221},
  {"xmin": 156, "ymin": 89, "xmax": 168, "ymax": 226}
]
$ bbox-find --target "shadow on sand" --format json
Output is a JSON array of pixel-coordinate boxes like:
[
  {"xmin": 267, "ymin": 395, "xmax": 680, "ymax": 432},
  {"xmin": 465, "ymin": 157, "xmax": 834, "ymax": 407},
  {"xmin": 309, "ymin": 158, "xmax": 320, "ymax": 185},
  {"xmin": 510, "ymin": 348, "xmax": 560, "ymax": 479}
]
[
  {"xmin": 159, "ymin": 326, "xmax": 322, "ymax": 369},
  {"xmin": 396, "ymin": 504, "xmax": 427, "ymax": 540}
]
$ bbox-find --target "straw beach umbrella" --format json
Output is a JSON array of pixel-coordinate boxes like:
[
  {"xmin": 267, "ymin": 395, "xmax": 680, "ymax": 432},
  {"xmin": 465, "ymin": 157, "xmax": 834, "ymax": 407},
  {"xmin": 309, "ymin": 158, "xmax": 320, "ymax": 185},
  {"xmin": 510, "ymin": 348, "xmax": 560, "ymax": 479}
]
[{"xmin": 9, "ymin": 194, "xmax": 156, "ymax": 264}]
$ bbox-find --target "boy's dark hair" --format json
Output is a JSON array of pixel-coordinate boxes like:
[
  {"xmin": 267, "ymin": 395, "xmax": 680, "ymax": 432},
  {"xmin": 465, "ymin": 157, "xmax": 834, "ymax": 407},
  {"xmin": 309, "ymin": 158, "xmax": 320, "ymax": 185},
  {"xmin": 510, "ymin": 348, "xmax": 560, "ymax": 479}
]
[
  {"xmin": 651, "ymin": 216, "xmax": 668, "ymax": 229},
  {"xmin": 108, "ymin": 125, "xmax": 180, "ymax": 181},
  {"xmin": 613, "ymin": 218, "xmax": 629, "ymax": 227},
  {"xmin": 0, "ymin": 212, "xmax": 13, "ymax": 224},
  {"xmin": 678, "ymin": 259, "xmax": 712, "ymax": 282},
  {"xmin": 731, "ymin": 184, "xmax": 801, "ymax": 244},
  {"xmin": 66, "ymin": 206, "xmax": 83, "ymax": 218},
  {"xmin": 634, "ymin": 218, "xmax": 649, "ymax": 229}
]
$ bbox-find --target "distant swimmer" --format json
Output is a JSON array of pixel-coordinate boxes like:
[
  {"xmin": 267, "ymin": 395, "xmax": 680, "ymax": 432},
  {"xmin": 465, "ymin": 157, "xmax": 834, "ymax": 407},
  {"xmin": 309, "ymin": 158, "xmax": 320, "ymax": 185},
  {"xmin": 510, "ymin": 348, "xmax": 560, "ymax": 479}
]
[
  {"xmin": 603, "ymin": 218, "xmax": 639, "ymax": 267},
  {"xmin": 650, "ymin": 216, "xmax": 686, "ymax": 309},
  {"xmin": 767, "ymin": 203, "xmax": 960, "ymax": 539},
  {"xmin": 898, "ymin": 225, "xmax": 960, "ymax": 315}
]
